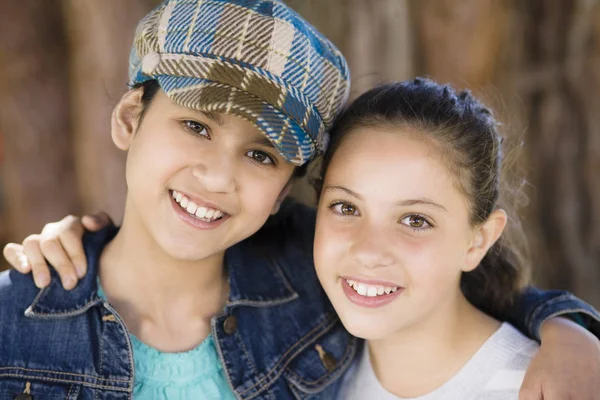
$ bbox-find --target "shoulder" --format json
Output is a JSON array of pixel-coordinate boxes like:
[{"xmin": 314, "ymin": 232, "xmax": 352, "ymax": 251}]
[
  {"xmin": 260, "ymin": 198, "xmax": 317, "ymax": 247},
  {"xmin": 0, "ymin": 269, "xmax": 44, "ymax": 361},
  {"xmin": 498, "ymin": 323, "xmax": 540, "ymax": 366},
  {"xmin": 249, "ymin": 198, "xmax": 319, "ymax": 283},
  {"xmin": 500, "ymin": 323, "xmax": 540, "ymax": 352},
  {"xmin": 0, "ymin": 268, "xmax": 40, "ymax": 314}
]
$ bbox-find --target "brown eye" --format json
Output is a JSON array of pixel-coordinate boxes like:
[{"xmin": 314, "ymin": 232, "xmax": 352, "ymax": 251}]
[
  {"xmin": 341, "ymin": 204, "xmax": 356, "ymax": 215},
  {"xmin": 409, "ymin": 216, "xmax": 425, "ymax": 227},
  {"xmin": 245, "ymin": 150, "xmax": 275, "ymax": 165},
  {"xmin": 400, "ymin": 214, "xmax": 432, "ymax": 230},
  {"xmin": 183, "ymin": 120, "xmax": 209, "ymax": 138},
  {"xmin": 331, "ymin": 202, "xmax": 359, "ymax": 216}
]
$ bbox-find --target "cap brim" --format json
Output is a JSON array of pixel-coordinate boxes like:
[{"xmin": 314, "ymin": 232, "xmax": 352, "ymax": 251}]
[{"xmin": 155, "ymin": 75, "xmax": 316, "ymax": 166}]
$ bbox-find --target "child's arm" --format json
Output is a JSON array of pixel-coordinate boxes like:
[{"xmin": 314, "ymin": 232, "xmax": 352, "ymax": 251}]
[
  {"xmin": 504, "ymin": 286, "xmax": 600, "ymax": 399},
  {"xmin": 520, "ymin": 317, "xmax": 600, "ymax": 400},
  {"xmin": 507, "ymin": 285, "xmax": 600, "ymax": 340},
  {"xmin": 2, "ymin": 213, "xmax": 111, "ymax": 290}
]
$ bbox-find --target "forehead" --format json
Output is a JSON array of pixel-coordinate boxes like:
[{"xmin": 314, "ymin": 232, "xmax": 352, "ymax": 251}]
[{"xmin": 326, "ymin": 127, "xmax": 462, "ymax": 202}]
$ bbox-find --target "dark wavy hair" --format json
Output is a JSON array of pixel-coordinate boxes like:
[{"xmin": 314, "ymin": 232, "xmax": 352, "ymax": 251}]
[{"xmin": 316, "ymin": 78, "xmax": 530, "ymax": 319}]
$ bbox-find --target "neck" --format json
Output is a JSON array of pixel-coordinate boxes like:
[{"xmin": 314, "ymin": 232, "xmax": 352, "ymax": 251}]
[
  {"xmin": 368, "ymin": 291, "xmax": 500, "ymax": 397},
  {"xmin": 98, "ymin": 200, "xmax": 228, "ymax": 352}
]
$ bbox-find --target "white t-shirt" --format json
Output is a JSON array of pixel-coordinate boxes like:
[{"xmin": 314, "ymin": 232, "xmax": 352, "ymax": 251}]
[{"xmin": 339, "ymin": 323, "xmax": 539, "ymax": 400}]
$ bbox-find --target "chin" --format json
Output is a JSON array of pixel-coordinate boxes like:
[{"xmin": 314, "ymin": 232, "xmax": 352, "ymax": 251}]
[
  {"xmin": 341, "ymin": 317, "xmax": 392, "ymax": 340},
  {"xmin": 159, "ymin": 236, "xmax": 222, "ymax": 261},
  {"xmin": 334, "ymin": 307, "xmax": 395, "ymax": 341}
]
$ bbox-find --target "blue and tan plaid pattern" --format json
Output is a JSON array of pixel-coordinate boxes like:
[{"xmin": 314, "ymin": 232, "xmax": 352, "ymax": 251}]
[{"xmin": 129, "ymin": 0, "xmax": 350, "ymax": 165}]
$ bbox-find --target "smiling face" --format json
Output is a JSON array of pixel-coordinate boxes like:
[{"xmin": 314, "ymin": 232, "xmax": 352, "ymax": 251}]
[
  {"xmin": 113, "ymin": 88, "xmax": 296, "ymax": 262},
  {"xmin": 314, "ymin": 126, "xmax": 483, "ymax": 340}
]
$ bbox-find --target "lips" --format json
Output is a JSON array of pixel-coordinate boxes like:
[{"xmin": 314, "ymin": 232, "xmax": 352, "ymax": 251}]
[
  {"xmin": 169, "ymin": 190, "xmax": 230, "ymax": 229},
  {"xmin": 341, "ymin": 277, "xmax": 404, "ymax": 308},
  {"xmin": 171, "ymin": 190, "xmax": 225, "ymax": 222}
]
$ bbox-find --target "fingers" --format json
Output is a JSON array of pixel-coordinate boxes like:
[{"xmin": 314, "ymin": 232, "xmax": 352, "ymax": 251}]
[
  {"xmin": 38, "ymin": 237, "xmax": 78, "ymax": 290},
  {"xmin": 3, "ymin": 243, "xmax": 30, "ymax": 273},
  {"xmin": 40, "ymin": 215, "xmax": 89, "ymax": 281},
  {"xmin": 519, "ymin": 379, "xmax": 542, "ymax": 400},
  {"xmin": 22, "ymin": 235, "xmax": 52, "ymax": 289},
  {"xmin": 81, "ymin": 212, "xmax": 113, "ymax": 232},
  {"xmin": 56, "ymin": 227, "xmax": 88, "ymax": 279}
]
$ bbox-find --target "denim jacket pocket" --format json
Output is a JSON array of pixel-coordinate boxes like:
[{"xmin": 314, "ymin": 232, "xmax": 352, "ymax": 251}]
[
  {"xmin": 0, "ymin": 378, "xmax": 81, "ymax": 400},
  {"xmin": 283, "ymin": 321, "xmax": 359, "ymax": 399}
]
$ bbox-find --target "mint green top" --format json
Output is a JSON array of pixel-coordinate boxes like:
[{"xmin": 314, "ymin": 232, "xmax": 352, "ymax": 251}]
[{"xmin": 97, "ymin": 282, "xmax": 236, "ymax": 400}]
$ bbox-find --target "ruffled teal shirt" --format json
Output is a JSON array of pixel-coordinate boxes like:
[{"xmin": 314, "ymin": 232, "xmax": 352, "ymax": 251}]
[{"xmin": 97, "ymin": 283, "xmax": 236, "ymax": 400}]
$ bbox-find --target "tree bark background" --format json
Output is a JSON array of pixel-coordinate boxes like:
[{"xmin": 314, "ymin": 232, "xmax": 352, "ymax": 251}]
[
  {"xmin": 0, "ymin": 2, "xmax": 80, "ymax": 241},
  {"xmin": 0, "ymin": 0, "xmax": 598, "ymax": 307}
]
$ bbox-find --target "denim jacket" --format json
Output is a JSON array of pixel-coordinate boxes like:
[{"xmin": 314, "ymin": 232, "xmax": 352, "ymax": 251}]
[{"xmin": 1, "ymin": 200, "xmax": 599, "ymax": 400}]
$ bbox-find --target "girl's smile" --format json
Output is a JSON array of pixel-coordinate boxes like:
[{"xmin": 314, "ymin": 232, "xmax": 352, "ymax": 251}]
[
  {"xmin": 341, "ymin": 276, "xmax": 404, "ymax": 308},
  {"xmin": 170, "ymin": 190, "xmax": 230, "ymax": 229}
]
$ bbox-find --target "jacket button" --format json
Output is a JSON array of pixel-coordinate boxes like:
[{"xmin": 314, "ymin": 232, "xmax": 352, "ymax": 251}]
[
  {"xmin": 223, "ymin": 315, "xmax": 237, "ymax": 335},
  {"xmin": 315, "ymin": 344, "xmax": 337, "ymax": 372}
]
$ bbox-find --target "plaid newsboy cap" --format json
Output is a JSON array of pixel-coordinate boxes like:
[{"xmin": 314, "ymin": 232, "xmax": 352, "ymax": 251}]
[{"xmin": 129, "ymin": 0, "xmax": 350, "ymax": 165}]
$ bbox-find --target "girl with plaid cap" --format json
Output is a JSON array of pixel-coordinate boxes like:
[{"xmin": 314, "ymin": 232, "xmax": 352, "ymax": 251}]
[
  {"xmin": 312, "ymin": 78, "xmax": 600, "ymax": 399},
  {"xmin": 2, "ymin": 1, "xmax": 600, "ymax": 400}
]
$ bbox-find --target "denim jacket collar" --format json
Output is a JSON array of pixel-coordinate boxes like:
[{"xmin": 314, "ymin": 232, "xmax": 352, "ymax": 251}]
[
  {"xmin": 26, "ymin": 225, "xmax": 299, "ymax": 316},
  {"xmin": 24, "ymin": 226, "xmax": 116, "ymax": 318},
  {"xmin": 226, "ymin": 239, "xmax": 298, "ymax": 308}
]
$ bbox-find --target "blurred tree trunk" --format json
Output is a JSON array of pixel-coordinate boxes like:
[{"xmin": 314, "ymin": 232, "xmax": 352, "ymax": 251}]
[
  {"xmin": 0, "ymin": 2, "xmax": 80, "ymax": 242},
  {"xmin": 62, "ymin": 0, "xmax": 157, "ymax": 223},
  {"xmin": 511, "ymin": 0, "xmax": 600, "ymax": 307},
  {"xmin": 413, "ymin": 0, "xmax": 508, "ymax": 86}
]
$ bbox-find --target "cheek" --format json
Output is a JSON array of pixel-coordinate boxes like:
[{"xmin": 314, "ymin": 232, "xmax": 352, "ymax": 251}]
[
  {"xmin": 400, "ymin": 233, "xmax": 467, "ymax": 293},
  {"xmin": 314, "ymin": 210, "xmax": 355, "ymax": 277},
  {"xmin": 238, "ymin": 170, "xmax": 289, "ymax": 217},
  {"xmin": 126, "ymin": 129, "xmax": 188, "ymax": 190}
]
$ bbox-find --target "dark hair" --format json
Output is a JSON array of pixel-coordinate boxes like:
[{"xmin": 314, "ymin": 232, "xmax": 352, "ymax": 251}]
[
  {"xmin": 318, "ymin": 78, "xmax": 530, "ymax": 319},
  {"xmin": 130, "ymin": 79, "xmax": 308, "ymax": 177}
]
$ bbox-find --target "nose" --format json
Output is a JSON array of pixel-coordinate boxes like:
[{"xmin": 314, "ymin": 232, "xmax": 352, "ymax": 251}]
[
  {"xmin": 191, "ymin": 152, "xmax": 236, "ymax": 194},
  {"xmin": 350, "ymin": 223, "xmax": 395, "ymax": 269}
]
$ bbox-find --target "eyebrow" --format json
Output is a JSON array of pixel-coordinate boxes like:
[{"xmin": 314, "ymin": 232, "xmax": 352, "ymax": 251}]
[
  {"xmin": 252, "ymin": 136, "xmax": 276, "ymax": 149},
  {"xmin": 197, "ymin": 110, "xmax": 225, "ymax": 126},
  {"xmin": 323, "ymin": 186, "xmax": 447, "ymax": 212},
  {"xmin": 396, "ymin": 198, "xmax": 448, "ymax": 212},
  {"xmin": 323, "ymin": 185, "xmax": 363, "ymax": 200}
]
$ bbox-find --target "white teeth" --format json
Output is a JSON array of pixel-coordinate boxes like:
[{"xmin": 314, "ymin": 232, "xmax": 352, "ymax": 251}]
[
  {"xmin": 357, "ymin": 284, "xmax": 367, "ymax": 296},
  {"xmin": 346, "ymin": 279, "xmax": 400, "ymax": 297},
  {"xmin": 186, "ymin": 201, "xmax": 198, "ymax": 214},
  {"xmin": 171, "ymin": 191, "xmax": 225, "ymax": 221}
]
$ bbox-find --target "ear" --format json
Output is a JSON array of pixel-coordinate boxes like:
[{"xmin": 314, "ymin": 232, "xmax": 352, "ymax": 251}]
[
  {"xmin": 463, "ymin": 209, "xmax": 508, "ymax": 272},
  {"xmin": 111, "ymin": 88, "xmax": 144, "ymax": 151},
  {"xmin": 271, "ymin": 181, "xmax": 294, "ymax": 215}
]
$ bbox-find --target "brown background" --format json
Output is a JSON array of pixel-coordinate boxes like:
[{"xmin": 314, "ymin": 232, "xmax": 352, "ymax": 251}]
[{"xmin": 0, "ymin": 0, "xmax": 599, "ymax": 308}]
